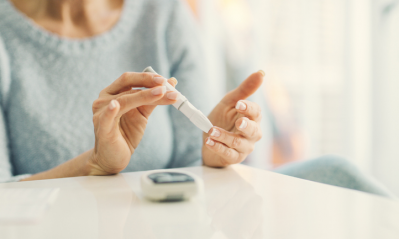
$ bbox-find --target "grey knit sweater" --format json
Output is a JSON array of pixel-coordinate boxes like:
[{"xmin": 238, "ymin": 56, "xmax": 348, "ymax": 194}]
[{"xmin": 0, "ymin": 0, "xmax": 212, "ymax": 182}]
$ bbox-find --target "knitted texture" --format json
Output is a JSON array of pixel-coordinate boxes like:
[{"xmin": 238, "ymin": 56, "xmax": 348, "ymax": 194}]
[{"xmin": 0, "ymin": 0, "xmax": 211, "ymax": 182}]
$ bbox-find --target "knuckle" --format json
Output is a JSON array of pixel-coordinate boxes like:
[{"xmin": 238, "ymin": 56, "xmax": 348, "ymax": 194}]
[
  {"xmin": 214, "ymin": 142, "xmax": 223, "ymax": 152},
  {"xmin": 248, "ymin": 144, "xmax": 255, "ymax": 153},
  {"xmin": 232, "ymin": 136, "xmax": 242, "ymax": 148},
  {"xmin": 250, "ymin": 125, "xmax": 258, "ymax": 138},
  {"xmin": 117, "ymin": 78, "xmax": 126, "ymax": 88},
  {"xmin": 118, "ymin": 72, "xmax": 131, "ymax": 86},
  {"xmin": 258, "ymin": 113, "xmax": 262, "ymax": 121},
  {"xmin": 116, "ymin": 96, "xmax": 127, "ymax": 110},
  {"xmin": 92, "ymin": 114, "xmax": 99, "ymax": 124},
  {"xmin": 219, "ymin": 153, "xmax": 232, "ymax": 167},
  {"xmin": 257, "ymin": 130, "xmax": 263, "ymax": 141},
  {"xmin": 219, "ymin": 130, "xmax": 227, "ymax": 141},
  {"xmin": 99, "ymin": 89, "xmax": 106, "ymax": 97},
  {"xmin": 92, "ymin": 99, "xmax": 104, "ymax": 112},
  {"xmin": 120, "ymin": 72, "xmax": 130, "ymax": 81},
  {"xmin": 255, "ymin": 109, "xmax": 261, "ymax": 120},
  {"xmin": 252, "ymin": 104, "xmax": 261, "ymax": 119},
  {"xmin": 219, "ymin": 155, "xmax": 231, "ymax": 167},
  {"xmin": 257, "ymin": 105, "xmax": 262, "ymax": 114},
  {"xmin": 247, "ymin": 102, "xmax": 253, "ymax": 113},
  {"xmin": 224, "ymin": 148, "xmax": 232, "ymax": 158},
  {"xmin": 141, "ymin": 72, "xmax": 153, "ymax": 81}
]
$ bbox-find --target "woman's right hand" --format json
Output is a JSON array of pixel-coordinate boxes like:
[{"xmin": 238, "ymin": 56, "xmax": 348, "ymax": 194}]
[{"xmin": 89, "ymin": 72, "xmax": 178, "ymax": 175}]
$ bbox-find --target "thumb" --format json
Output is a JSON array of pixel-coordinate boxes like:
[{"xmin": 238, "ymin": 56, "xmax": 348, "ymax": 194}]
[
  {"xmin": 222, "ymin": 70, "xmax": 265, "ymax": 105},
  {"xmin": 222, "ymin": 71, "xmax": 264, "ymax": 105}
]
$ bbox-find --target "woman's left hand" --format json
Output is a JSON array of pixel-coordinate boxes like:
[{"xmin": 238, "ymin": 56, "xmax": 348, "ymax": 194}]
[{"xmin": 203, "ymin": 71, "xmax": 264, "ymax": 167}]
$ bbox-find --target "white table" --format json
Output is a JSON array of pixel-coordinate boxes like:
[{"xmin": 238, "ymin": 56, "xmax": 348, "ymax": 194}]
[{"xmin": 1, "ymin": 164, "xmax": 399, "ymax": 239}]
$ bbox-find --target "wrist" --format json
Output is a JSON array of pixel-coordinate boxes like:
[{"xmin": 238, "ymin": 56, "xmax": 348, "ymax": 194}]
[
  {"xmin": 85, "ymin": 149, "xmax": 104, "ymax": 176},
  {"xmin": 82, "ymin": 149, "xmax": 97, "ymax": 176},
  {"xmin": 86, "ymin": 149, "xmax": 119, "ymax": 176}
]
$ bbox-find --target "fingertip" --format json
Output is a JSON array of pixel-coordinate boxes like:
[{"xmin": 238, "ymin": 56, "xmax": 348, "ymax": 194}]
[
  {"xmin": 207, "ymin": 126, "xmax": 218, "ymax": 134},
  {"xmin": 206, "ymin": 137, "xmax": 215, "ymax": 146},
  {"xmin": 209, "ymin": 127, "xmax": 221, "ymax": 138},
  {"xmin": 153, "ymin": 75, "xmax": 167, "ymax": 85},
  {"xmin": 151, "ymin": 86, "xmax": 166, "ymax": 96},
  {"xmin": 249, "ymin": 71, "xmax": 264, "ymax": 85},
  {"xmin": 168, "ymin": 77, "xmax": 178, "ymax": 87},
  {"xmin": 236, "ymin": 117, "xmax": 249, "ymax": 130},
  {"xmin": 239, "ymin": 119, "xmax": 248, "ymax": 130},
  {"xmin": 235, "ymin": 100, "xmax": 247, "ymax": 111},
  {"xmin": 166, "ymin": 91, "xmax": 178, "ymax": 100},
  {"xmin": 108, "ymin": 99, "xmax": 119, "ymax": 111}
]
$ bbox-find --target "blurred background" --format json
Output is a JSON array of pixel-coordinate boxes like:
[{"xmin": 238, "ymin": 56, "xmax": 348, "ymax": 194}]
[{"xmin": 183, "ymin": 0, "xmax": 399, "ymax": 196}]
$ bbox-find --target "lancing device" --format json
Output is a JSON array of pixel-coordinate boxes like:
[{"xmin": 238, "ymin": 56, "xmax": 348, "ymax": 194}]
[{"xmin": 143, "ymin": 66, "xmax": 213, "ymax": 133}]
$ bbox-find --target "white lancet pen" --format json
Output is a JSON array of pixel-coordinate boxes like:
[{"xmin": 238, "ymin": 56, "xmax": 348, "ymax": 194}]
[{"xmin": 143, "ymin": 67, "xmax": 213, "ymax": 133}]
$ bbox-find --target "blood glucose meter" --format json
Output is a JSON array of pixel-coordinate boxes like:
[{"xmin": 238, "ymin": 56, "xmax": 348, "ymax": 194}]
[{"xmin": 140, "ymin": 171, "xmax": 201, "ymax": 202}]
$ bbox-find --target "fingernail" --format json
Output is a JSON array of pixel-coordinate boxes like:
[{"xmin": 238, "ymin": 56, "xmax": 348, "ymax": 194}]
[
  {"xmin": 109, "ymin": 100, "xmax": 117, "ymax": 110},
  {"xmin": 210, "ymin": 128, "xmax": 220, "ymax": 137},
  {"xmin": 170, "ymin": 77, "xmax": 178, "ymax": 86},
  {"xmin": 166, "ymin": 92, "xmax": 178, "ymax": 100},
  {"xmin": 152, "ymin": 86, "xmax": 166, "ymax": 95},
  {"xmin": 153, "ymin": 76, "xmax": 166, "ymax": 84},
  {"xmin": 206, "ymin": 138, "xmax": 215, "ymax": 146},
  {"xmin": 236, "ymin": 101, "xmax": 247, "ymax": 111},
  {"xmin": 239, "ymin": 119, "xmax": 247, "ymax": 129},
  {"xmin": 258, "ymin": 70, "xmax": 265, "ymax": 77}
]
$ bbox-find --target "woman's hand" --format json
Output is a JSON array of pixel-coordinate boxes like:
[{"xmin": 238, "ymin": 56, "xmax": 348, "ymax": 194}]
[
  {"xmin": 202, "ymin": 71, "xmax": 264, "ymax": 167},
  {"xmin": 89, "ymin": 72, "xmax": 178, "ymax": 175}
]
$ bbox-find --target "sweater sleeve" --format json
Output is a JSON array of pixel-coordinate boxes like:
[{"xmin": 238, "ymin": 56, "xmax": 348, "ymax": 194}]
[
  {"xmin": 0, "ymin": 35, "xmax": 31, "ymax": 182},
  {"xmin": 164, "ymin": 0, "xmax": 215, "ymax": 168}
]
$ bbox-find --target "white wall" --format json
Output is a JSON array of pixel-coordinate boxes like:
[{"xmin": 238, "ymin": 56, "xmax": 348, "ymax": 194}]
[
  {"xmin": 196, "ymin": 0, "xmax": 399, "ymax": 195},
  {"xmin": 373, "ymin": 0, "xmax": 399, "ymax": 195}
]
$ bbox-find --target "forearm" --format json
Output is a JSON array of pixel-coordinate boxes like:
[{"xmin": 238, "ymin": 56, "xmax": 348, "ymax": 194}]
[{"xmin": 21, "ymin": 149, "xmax": 94, "ymax": 181}]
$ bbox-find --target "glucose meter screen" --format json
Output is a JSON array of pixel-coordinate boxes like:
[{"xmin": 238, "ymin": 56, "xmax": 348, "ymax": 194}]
[{"xmin": 148, "ymin": 172, "xmax": 194, "ymax": 184}]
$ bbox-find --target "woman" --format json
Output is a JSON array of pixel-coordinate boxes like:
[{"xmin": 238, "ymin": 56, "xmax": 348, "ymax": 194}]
[
  {"xmin": 0, "ymin": 0, "xmax": 263, "ymax": 181},
  {"xmin": 0, "ymin": 0, "xmax": 394, "ymax": 198}
]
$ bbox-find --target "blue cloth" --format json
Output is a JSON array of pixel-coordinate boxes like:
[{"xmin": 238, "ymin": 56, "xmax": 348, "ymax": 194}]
[{"xmin": 0, "ymin": 0, "xmax": 212, "ymax": 182}]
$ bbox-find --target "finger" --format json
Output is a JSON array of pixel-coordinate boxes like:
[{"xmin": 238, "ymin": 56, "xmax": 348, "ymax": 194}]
[
  {"xmin": 119, "ymin": 89, "xmax": 178, "ymax": 106},
  {"xmin": 235, "ymin": 100, "xmax": 262, "ymax": 122},
  {"xmin": 235, "ymin": 117, "xmax": 262, "ymax": 141},
  {"xmin": 209, "ymin": 127, "xmax": 254, "ymax": 153},
  {"xmin": 168, "ymin": 77, "xmax": 178, "ymax": 88},
  {"xmin": 115, "ymin": 77, "xmax": 178, "ymax": 118},
  {"xmin": 205, "ymin": 137, "xmax": 241, "ymax": 166},
  {"xmin": 135, "ymin": 91, "xmax": 179, "ymax": 118},
  {"xmin": 98, "ymin": 100, "xmax": 120, "ymax": 135},
  {"xmin": 105, "ymin": 72, "xmax": 167, "ymax": 95},
  {"xmin": 116, "ymin": 86, "xmax": 166, "ymax": 116},
  {"xmin": 222, "ymin": 71, "xmax": 264, "ymax": 105}
]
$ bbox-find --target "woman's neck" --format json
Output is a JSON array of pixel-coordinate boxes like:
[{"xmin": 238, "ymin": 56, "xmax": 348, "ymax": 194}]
[{"xmin": 10, "ymin": 0, "xmax": 124, "ymax": 38}]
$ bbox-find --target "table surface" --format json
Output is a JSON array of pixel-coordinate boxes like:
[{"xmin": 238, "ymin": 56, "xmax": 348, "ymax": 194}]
[{"xmin": 1, "ymin": 164, "xmax": 399, "ymax": 239}]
